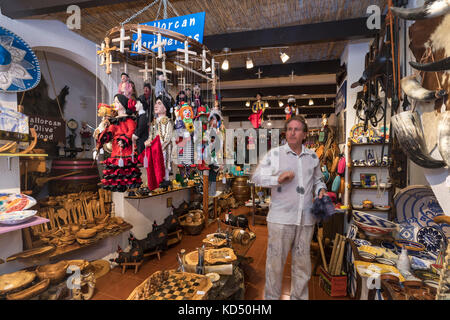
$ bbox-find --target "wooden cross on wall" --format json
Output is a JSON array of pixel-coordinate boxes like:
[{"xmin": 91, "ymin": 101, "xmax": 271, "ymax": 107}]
[
  {"xmin": 178, "ymin": 77, "xmax": 186, "ymax": 91},
  {"xmin": 112, "ymin": 27, "xmax": 130, "ymax": 53},
  {"xmin": 201, "ymin": 48, "xmax": 210, "ymax": 72},
  {"xmin": 255, "ymin": 68, "xmax": 263, "ymax": 79},
  {"xmin": 97, "ymin": 37, "xmax": 119, "ymax": 74},
  {"xmin": 134, "ymin": 26, "xmax": 142, "ymax": 53},
  {"xmin": 151, "ymin": 33, "xmax": 167, "ymax": 59},
  {"xmin": 156, "ymin": 55, "xmax": 173, "ymax": 79},
  {"xmin": 177, "ymin": 40, "xmax": 197, "ymax": 64},
  {"xmin": 139, "ymin": 60, "xmax": 152, "ymax": 82}
]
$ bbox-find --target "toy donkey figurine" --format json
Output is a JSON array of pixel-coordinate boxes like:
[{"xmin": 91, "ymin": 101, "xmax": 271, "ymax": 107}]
[{"xmin": 110, "ymin": 245, "xmax": 143, "ymax": 264}]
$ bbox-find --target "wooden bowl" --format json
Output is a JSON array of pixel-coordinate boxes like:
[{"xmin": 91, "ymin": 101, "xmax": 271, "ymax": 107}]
[
  {"xmin": 36, "ymin": 260, "xmax": 69, "ymax": 284},
  {"xmin": 76, "ymin": 228, "xmax": 97, "ymax": 239},
  {"xmin": 70, "ymin": 225, "xmax": 80, "ymax": 234},
  {"xmin": 0, "ymin": 270, "xmax": 36, "ymax": 295},
  {"xmin": 6, "ymin": 279, "xmax": 50, "ymax": 300}
]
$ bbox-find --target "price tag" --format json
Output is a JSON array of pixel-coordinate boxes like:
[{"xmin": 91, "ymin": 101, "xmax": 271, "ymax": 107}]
[{"xmin": 196, "ymin": 291, "xmax": 205, "ymax": 295}]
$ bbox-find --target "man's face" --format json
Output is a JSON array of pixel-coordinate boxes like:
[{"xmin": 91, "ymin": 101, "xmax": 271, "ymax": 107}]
[
  {"xmin": 144, "ymin": 87, "xmax": 150, "ymax": 95},
  {"xmin": 286, "ymin": 120, "xmax": 307, "ymax": 146}
]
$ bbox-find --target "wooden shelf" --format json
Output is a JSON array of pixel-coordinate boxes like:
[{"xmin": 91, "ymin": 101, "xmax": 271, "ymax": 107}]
[
  {"xmin": 0, "ymin": 153, "xmax": 48, "ymax": 157},
  {"xmin": 351, "ymin": 207, "xmax": 391, "ymax": 212},
  {"xmin": 0, "ymin": 216, "xmax": 49, "ymax": 235},
  {"xmin": 351, "ymin": 186, "xmax": 393, "ymax": 190},
  {"xmin": 350, "ymin": 142, "xmax": 390, "ymax": 146},
  {"xmin": 125, "ymin": 186, "xmax": 194, "ymax": 199},
  {"xmin": 350, "ymin": 165, "xmax": 390, "ymax": 168}
]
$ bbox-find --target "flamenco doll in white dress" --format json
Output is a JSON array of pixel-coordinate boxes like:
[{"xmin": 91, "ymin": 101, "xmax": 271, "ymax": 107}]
[{"xmin": 96, "ymin": 94, "xmax": 142, "ymax": 192}]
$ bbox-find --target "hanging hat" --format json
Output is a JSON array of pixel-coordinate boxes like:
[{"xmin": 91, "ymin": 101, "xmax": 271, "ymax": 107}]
[
  {"xmin": 196, "ymin": 105, "xmax": 210, "ymax": 119},
  {"xmin": 0, "ymin": 26, "xmax": 41, "ymax": 92}
]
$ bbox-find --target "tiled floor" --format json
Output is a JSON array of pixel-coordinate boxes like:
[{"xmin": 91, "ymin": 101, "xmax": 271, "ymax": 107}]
[{"xmin": 92, "ymin": 217, "xmax": 349, "ymax": 300}]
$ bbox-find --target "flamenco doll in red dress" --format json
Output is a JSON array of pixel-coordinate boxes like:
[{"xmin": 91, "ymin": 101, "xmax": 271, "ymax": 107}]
[{"xmin": 96, "ymin": 94, "xmax": 142, "ymax": 192}]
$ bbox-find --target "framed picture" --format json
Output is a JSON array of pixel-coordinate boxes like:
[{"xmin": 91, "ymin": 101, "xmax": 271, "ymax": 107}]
[{"xmin": 360, "ymin": 173, "xmax": 378, "ymax": 188}]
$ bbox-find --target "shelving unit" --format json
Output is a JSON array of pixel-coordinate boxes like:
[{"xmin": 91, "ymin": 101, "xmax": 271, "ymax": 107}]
[{"xmin": 347, "ymin": 139, "xmax": 395, "ymax": 221}]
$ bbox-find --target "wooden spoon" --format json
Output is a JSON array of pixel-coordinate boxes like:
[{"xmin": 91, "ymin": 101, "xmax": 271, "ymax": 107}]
[{"xmin": 58, "ymin": 208, "xmax": 69, "ymax": 225}]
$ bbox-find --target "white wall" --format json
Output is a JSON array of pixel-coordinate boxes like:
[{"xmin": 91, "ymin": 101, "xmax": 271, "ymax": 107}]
[{"xmin": 38, "ymin": 51, "xmax": 99, "ymax": 154}]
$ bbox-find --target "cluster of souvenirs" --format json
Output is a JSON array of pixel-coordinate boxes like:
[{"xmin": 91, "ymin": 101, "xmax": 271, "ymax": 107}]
[{"xmin": 93, "ymin": 72, "xmax": 225, "ymax": 194}]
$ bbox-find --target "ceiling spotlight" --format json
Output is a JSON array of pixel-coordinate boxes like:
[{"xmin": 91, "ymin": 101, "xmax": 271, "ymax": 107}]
[
  {"xmin": 267, "ymin": 117, "xmax": 272, "ymax": 127},
  {"xmin": 280, "ymin": 52, "xmax": 290, "ymax": 63},
  {"xmin": 278, "ymin": 101, "xmax": 284, "ymax": 107},
  {"xmin": 309, "ymin": 98, "xmax": 314, "ymax": 106},
  {"xmin": 245, "ymin": 101, "xmax": 250, "ymax": 107},
  {"xmin": 221, "ymin": 59, "xmax": 229, "ymax": 70},
  {"xmin": 246, "ymin": 57, "xmax": 253, "ymax": 69},
  {"xmin": 176, "ymin": 65, "xmax": 183, "ymax": 71},
  {"xmin": 264, "ymin": 102, "xmax": 269, "ymax": 109}
]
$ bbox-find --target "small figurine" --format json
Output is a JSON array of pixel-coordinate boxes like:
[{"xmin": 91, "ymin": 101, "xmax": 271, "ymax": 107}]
[
  {"xmin": 80, "ymin": 121, "xmax": 93, "ymax": 150},
  {"xmin": 139, "ymin": 83, "xmax": 153, "ymax": 121},
  {"xmin": 117, "ymin": 72, "xmax": 133, "ymax": 99},
  {"xmin": 285, "ymin": 96, "xmax": 297, "ymax": 120},
  {"xmin": 155, "ymin": 72, "xmax": 171, "ymax": 100},
  {"xmin": 249, "ymin": 93, "xmax": 266, "ymax": 129}
]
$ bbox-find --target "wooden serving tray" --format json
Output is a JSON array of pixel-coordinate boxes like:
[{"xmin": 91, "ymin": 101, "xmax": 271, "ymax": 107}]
[{"xmin": 6, "ymin": 246, "xmax": 55, "ymax": 262}]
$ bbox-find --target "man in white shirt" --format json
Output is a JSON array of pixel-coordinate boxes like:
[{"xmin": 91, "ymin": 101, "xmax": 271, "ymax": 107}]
[{"xmin": 251, "ymin": 115, "xmax": 327, "ymax": 300}]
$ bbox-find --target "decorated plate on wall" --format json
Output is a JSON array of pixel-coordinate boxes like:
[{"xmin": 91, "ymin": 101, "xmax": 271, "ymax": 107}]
[
  {"xmin": 349, "ymin": 123, "xmax": 375, "ymax": 143},
  {"xmin": 394, "ymin": 185, "xmax": 449, "ymax": 240},
  {"xmin": 0, "ymin": 193, "xmax": 37, "ymax": 213},
  {"xmin": 416, "ymin": 226, "xmax": 447, "ymax": 257}
]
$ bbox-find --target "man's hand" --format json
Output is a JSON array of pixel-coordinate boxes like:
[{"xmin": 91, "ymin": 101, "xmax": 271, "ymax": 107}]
[
  {"xmin": 318, "ymin": 188, "xmax": 327, "ymax": 199},
  {"xmin": 278, "ymin": 171, "xmax": 295, "ymax": 184},
  {"xmin": 144, "ymin": 139, "xmax": 152, "ymax": 147}
]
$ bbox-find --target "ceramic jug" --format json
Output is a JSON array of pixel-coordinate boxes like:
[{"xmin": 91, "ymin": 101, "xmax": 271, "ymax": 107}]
[{"xmin": 397, "ymin": 245, "xmax": 411, "ymax": 275}]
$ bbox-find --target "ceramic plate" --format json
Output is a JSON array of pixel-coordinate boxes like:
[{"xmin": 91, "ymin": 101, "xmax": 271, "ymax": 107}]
[
  {"xmin": 0, "ymin": 210, "xmax": 37, "ymax": 225},
  {"xmin": 410, "ymin": 256, "xmax": 432, "ymax": 271},
  {"xmin": 0, "ymin": 193, "xmax": 37, "ymax": 213},
  {"xmin": 394, "ymin": 185, "xmax": 449, "ymax": 239},
  {"xmin": 416, "ymin": 226, "xmax": 447, "ymax": 257}
]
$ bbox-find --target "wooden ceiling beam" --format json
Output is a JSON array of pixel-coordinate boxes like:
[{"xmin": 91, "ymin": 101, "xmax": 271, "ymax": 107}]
[
  {"xmin": 204, "ymin": 17, "xmax": 383, "ymax": 52},
  {"xmin": 224, "ymin": 106, "xmax": 334, "ymax": 117},
  {"xmin": 217, "ymin": 60, "xmax": 340, "ymax": 82}
]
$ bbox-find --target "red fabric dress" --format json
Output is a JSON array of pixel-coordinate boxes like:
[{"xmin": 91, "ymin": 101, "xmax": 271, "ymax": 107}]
[
  {"xmin": 97, "ymin": 116, "xmax": 142, "ymax": 192},
  {"xmin": 138, "ymin": 135, "xmax": 165, "ymax": 191}
]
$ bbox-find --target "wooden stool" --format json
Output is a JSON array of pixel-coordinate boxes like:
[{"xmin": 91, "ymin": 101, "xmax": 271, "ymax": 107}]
[{"xmin": 120, "ymin": 260, "xmax": 143, "ymax": 274}]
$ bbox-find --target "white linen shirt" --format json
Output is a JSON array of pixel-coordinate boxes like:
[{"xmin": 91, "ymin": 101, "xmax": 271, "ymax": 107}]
[{"xmin": 251, "ymin": 143, "xmax": 327, "ymax": 226}]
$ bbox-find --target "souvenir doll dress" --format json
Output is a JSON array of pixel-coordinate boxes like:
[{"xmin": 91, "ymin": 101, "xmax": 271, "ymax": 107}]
[{"xmin": 97, "ymin": 116, "xmax": 142, "ymax": 192}]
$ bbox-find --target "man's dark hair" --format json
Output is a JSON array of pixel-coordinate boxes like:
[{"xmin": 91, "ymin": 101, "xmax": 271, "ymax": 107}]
[{"xmin": 143, "ymin": 83, "xmax": 151, "ymax": 89}]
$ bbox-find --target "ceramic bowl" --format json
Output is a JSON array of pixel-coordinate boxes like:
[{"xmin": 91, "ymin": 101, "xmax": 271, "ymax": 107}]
[
  {"xmin": 394, "ymin": 240, "xmax": 425, "ymax": 252},
  {"xmin": 376, "ymin": 257, "xmax": 396, "ymax": 266},
  {"xmin": 353, "ymin": 239, "xmax": 372, "ymax": 247},
  {"xmin": 355, "ymin": 220, "xmax": 396, "ymax": 237},
  {"xmin": 352, "ymin": 211, "xmax": 398, "ymax": 229},
  {"xmin": 358, "ymin": 251, "xmax": 376, "ymax": 261}
]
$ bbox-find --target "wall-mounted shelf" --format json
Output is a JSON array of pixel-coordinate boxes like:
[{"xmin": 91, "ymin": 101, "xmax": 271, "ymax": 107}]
[
  {"xmin": 125, "ymin": 186, "xmax": 194, "ymax": 199},
  {"xmin": 0, "ymin": 153, "xmax": 48, "ymax": 157},
  {"xmin": 0, "ymin": 216, "xmax": 49, "ymax": 235},
  {"xmin": 349, "ymin": 142, "xmax": 390, "ymax": 146}
]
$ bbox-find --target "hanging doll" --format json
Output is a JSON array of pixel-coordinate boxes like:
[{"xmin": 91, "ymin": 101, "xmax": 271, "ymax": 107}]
[
  {"xmin": 93, "ymin": 103, "xmax": 117, "ymax": 178},
  {"xmin": 194, "ymin": 104, "xmax": 210, "ymax": 171},
  {"xmin": 117, "ymin": 73, "xmax": 133, "ymax": 99},
  {"xmin": 174, "ymin": 103, "xmax": 195, "ymax": 165},
  {"xmin": 185, "ymin": 87, "xmax": 193, "ymax": 106},
  {"xmin": 192, "ymin": 84, "xmax": 203, "ymax": 117},
  {"xmin": 155, "ymin": 72, "xmax": 171, "ymax": 101},
  {"xmin": 132, "ymin": 97, "xmax": 149, "ymax": 155},
  {"xmin": 285, "ymin": 96, "xmax": 297, "ymax": 120},
  {"xmin": 142, "ymin": 95, "xmax": 174, "ymax": 182},
  {"xmin": 249, "ymin": 92, "xmax": 266, "ymax": 129},
  {"xmin": 96, "ymin": 94, "xmax": 142, "ymax": 192}
]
